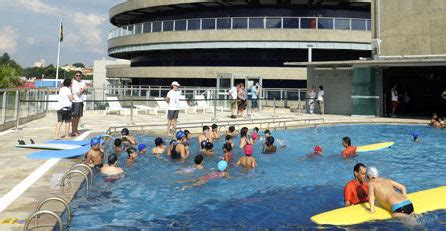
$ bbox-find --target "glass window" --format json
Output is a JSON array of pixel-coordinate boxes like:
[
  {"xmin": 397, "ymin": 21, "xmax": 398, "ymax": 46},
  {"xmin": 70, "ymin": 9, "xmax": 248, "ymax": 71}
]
[
  {"xmin": 175, "ymin": 20, "xmax": 186, "ymax": 31},
  {"xmin": 217, "ymin": 18, "xmax": 231, "ymax": 29},
  {"xmin": 163, "ymin": 21, "xmax": 173, "ymax": 31},
  {"xmin": 266, "ymin": 18, "xmax": 281, "ymax": 28},
  {"xmin": 202, "ymin": 19, "xmax": 216, "ymax": 30},
  {"xmin": 152, "ymin": 21, "xmax": 162, "ymax": 32},
  {"xmin": 188, "ymin": 19, "xmax": 200, "ymax": 30},
  {"xmin": 318, "ymin": 18, "xmax": 333, "ymax": 29},
  {"xmin": 351, "ymin": 19, "xmax": 366, "ymax": 30},
  {"xmin": 283, "ymin": 18, "xmax": 299, "ymax": 29},
  {"xmin": 300, "ymin": 18, "xmax": 317, "ymax": 29},
  {"xmin": 233, "ymin": 18, "xmax": 247, "ymax": 29},
  {"xmin": 135, "ymin": 23, "xmax": 142, "ymax": 34},
  {"xmin": 249, "ymin": 18, "xmax": 264, "ymax": 29},
  {"xmin": 366, "ymin": 20, "xmax": 371, "ymax": 31},
  {"xmin": 143, "ymin": 22, "xmax": 151, "ymax": 33},
  {"xmin": 126, "ymin": 25, "xmax": 134, "ymax": 35},
  {"xmin": 335, "ymin": 18, "xmax": 350, "ymax": 30}
]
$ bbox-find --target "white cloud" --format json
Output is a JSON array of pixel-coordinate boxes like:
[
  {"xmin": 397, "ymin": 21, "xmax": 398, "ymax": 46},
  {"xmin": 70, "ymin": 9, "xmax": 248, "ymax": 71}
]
[
  {"xmin": 26, "ymin": 37, "xmax": 36, "ymax": 45},
  {"xmin": 69, "ymin": 12, "xmax": 106, "ymax": 53},
  {"xmin": 16, "ymin": 0, "xmax": 61, "ymax": 16},
  {"xmin": 0, "ymin": 26, "xmax": 19, "ymax": 53}
]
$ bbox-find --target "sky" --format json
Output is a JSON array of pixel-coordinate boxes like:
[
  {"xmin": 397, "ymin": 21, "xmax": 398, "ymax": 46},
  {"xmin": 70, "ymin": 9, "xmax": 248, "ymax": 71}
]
[{"xmin": 0, "ymin": 0, "xmax": 124, "ymax": 67}]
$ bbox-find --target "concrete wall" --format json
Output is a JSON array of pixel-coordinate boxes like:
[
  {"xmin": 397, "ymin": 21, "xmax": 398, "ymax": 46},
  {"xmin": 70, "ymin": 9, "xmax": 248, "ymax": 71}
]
[
  {"xmin": 378, "ymin": 0, "xmax": 446, "ymax": 55},
  {"xmin": 307, "ymin": 68, "xmax": 353, "ymax": 115}
]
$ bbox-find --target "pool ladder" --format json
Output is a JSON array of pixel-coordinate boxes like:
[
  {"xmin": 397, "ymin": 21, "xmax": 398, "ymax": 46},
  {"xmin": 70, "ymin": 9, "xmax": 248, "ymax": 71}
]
[
  {"xmin": 23, "ymin": 197, "xmax": 71, "ymax": 231},
  {"xmin": 60, "ymin": 164, "xmax": 93, "ymax": 193}
]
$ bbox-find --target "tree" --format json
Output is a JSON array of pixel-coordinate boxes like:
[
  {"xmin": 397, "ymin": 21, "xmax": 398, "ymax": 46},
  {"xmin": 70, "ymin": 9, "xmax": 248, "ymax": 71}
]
[
  {"xmin": 0, "ymin": 66, "xmax": 22, "ymax": 88},
  {"xmin": 0, "ymin": 53, "xmax": 22, "ymax": 73},
  {"xmin": 72, "ymin": 63, "xmax": 85, "ymax": 68}
]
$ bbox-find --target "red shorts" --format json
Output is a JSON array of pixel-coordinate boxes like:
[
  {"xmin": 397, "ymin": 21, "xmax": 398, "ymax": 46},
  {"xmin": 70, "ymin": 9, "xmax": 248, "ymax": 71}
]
[{"xmin": 392, "ymin": 101, "xmax": 398, "ymax": 107}]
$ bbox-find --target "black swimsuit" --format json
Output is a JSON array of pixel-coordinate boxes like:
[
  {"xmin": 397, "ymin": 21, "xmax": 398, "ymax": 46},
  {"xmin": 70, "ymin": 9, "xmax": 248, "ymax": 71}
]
[{"xmin": 170, "ymin": 143, "xmax": 181, "ymax": 159}]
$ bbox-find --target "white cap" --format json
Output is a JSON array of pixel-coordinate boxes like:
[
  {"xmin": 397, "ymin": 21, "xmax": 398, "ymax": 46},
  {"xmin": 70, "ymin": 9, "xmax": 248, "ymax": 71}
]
[
  {"xmin": 367, "ymin": 166, "xmax": 379, "ymax": 178},
  {"xmin": 171, "ymin": 81, "xmax": 180, "ymax": 87}
]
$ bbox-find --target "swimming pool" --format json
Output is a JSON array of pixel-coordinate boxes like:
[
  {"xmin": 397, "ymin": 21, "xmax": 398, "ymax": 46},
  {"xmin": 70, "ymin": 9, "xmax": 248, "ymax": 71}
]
[{"xmin": 68, "ymin": 124, "xmax": 446, "ymax": 229}]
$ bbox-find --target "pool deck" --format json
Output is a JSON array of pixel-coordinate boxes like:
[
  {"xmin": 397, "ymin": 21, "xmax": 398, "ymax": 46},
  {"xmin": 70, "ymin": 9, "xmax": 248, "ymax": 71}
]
[{"xmin": 0, "ymin": 109, "xmax": 428, "ymax": 230}]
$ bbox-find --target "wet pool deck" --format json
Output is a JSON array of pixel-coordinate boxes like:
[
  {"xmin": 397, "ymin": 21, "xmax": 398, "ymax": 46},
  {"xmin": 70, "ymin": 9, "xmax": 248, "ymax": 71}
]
[{"xmin": 0, "ymin": 109, "xmax": 428, "ymax": 230}]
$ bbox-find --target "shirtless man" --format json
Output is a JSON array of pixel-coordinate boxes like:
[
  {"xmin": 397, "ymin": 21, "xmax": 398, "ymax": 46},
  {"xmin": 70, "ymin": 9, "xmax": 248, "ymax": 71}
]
[
  {"xmin": 101, "ymin": 154, "xmax": 124, "ymax": 176},
  {"xmin": 152, "ymin": 137, "xmax": 166, "ymax": 155},
  {"xmin": 367, "ymin": 166, "xmax": 414, "ymax": 218},
  {"xmin": 198, "ymin": 126, "xmax": 212, "ymax": 145},
  {"xmin": 236, "ymin": 144, "xmax": 257, "ymax": 169},
  {"xmin": 84, "ymin": 137, "xmax": 104, "ymax": 169}
]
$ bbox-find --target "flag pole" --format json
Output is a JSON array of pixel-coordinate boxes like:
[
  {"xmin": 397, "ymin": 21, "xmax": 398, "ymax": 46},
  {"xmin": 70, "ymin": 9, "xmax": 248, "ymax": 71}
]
[{"xmin": 55, "ymin": 19, "xmax": 62, "ymax": 83}]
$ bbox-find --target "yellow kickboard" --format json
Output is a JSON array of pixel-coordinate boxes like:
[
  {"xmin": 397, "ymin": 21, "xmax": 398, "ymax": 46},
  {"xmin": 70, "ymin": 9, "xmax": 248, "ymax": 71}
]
[
  {"xmin": 311, "ymin": 186, "xmax": 446, "ymax": 226},
  {"xmin": 356, "ymin": 142, "xmax": 394, "ymax": 153}
]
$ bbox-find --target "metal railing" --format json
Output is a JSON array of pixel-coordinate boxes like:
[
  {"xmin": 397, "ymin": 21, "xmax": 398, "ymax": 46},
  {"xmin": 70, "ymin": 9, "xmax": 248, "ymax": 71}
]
[
  {"xmin": 24, "ymin": 210, "xmax": 64, "ymax": 231},
  {"xmin": 108, "ymin": 16, "xmax": 371, "ymax": 40},
  {"xmin": 69, "ymin": 164, "xmax": 94, "ymax": 187},
  {"xmin": 35, "ymin": 197, "xmax": 72, "ymax": 229},
  {"xmin": 60, "ymin": 170, "xmax": 90, "ymax": 194}
]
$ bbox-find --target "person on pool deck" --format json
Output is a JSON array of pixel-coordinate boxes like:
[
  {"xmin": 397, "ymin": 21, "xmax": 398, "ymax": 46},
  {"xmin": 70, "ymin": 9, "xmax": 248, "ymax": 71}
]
[
  {"xmin": 84, "ymin": 137, "xmax": 104, "ymax": 169},
  {"xmin": 126, "ymin": 147, "xmax": 138, "ymax": 166},
  {"xmin": 226, "ymin": 126, "xmax": 238, "ymax": 138},
  {"xmin": 198, "ymin": 125, "xmax": 213, "ymax": 146},
  {"xmin": 55, "ymin": 78, "xmax": 73, "ymax": 140},
  {"xmin": 168, "ymin": 130, "xmax": 190, "ymax": 160},
  {"xmin": 201, "ymin": 140, "xmax": 215, "ymax": 156},
  {"xmin": 113, "ymin": 138, "xmax": 123, "ymax": 155},
  {"xmin": 152, "ymin": 137, "xmax": 166, "ymax": 155},
  {"xmin": 262, "ymin": 136, "xmax": 277, "ymax": 154},
  {"xmin": 225, "ymin": 135, "xmax": 235, "ymax": 149},
  {"xmin": 211, "ymin": 124, "xmax": 220, "ymax": 140},
  {"xmin": 179, "ymin": 160, "xmax": 230, "ymax": 189},
  {"xmin": 366, "ymin": 166, "xmax": 414, "ymax": 217},
  {"xmin": 138, "ymin": 144, "xmax": 147, "ymax": 155},
  {"xmin": 222, "ymin": 142, "xmax": 234, "ymax": 163},
  {"xmin": 121, "ymin": 128, "xmax": 137, "ymax": 146},
  {"xmin": 341, "ymin": 136, "xmax": 357, "ymax": 158},
  {"xmin": 176, "ymin": 154, "xmax": 205, "ymax": 174},
  {"xmin": 251, "ymin": 127, "xmax": 259, "ymax": 143},
  {"xmin": 239, "ymin": 127, "xmax": 253, "ymax": 148},
  {"xmin": 236, "ymin": 144, "xmax": 257, "ymax": 169},
  {"xmin": 344, "ymin": 163, "xmax": 368, "ymax": 206},
  {"xmin": 101, "ymin": 154, "xmax": 124, "ymax": 177}
]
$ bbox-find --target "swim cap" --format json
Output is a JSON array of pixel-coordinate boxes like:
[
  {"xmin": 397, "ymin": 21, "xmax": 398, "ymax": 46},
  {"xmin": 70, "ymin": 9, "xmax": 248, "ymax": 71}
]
[
  {"xmin": 412, "ymin": 131, "xmax": 420, "ymax": 139},
  {"xmin": 137, "ymin": 144, "xmax": 147, "ymax": 152},
  {"xmin": 244, "ymin": 144, "xmax": 253, "ymax": 156},
  {"xmin": 264, "ymin": 129, "xmax": 271, "ymax": 134},
  {"xmin": 127, "ymin": 147, "xmax": 137, "ymax": 156},
  {"xmin": 251, "ymin": 132, "xmax": 258, "ymax": 140},
  {"xmin": 155, "ymin": 137, "xmax": 165, "ymax": 146},
  {"xmin": 90, "ymin": 137, "xmax": 100, "ymax": 146},
  {"xmin": 176, "ymin": 130, "xmax": 185, "ymax": 140},
  {"xmin": 266, "ymin": 136, "xmax": 275, "ymax": 145},
  {"xmin": 366, "ymin": 166, "xmax": 379, "ymax": 178},
  {"xmin": 200, "ymin": 140, "xmax": 208, "ymax": 149},
  {"xmin": 211, "ymin": 124, "xmax": 218, "ymax": 129},
  {"xmin": 121, "ymin": 128, "xmax": 129, "ymax": 135},
  {"xmin": 222, "ymin": 143, "xmax": 233, "ymax": 151},
  {"xmin": 217, "ymin": 160, "xmax": 228, "ymax": 171},
  {"xmin": 314, "ymin": 145, "xmax": 322, "ymax": 153},
  {"xmin": 205, "ymin": 142, "xmax": 214, "ymax": 150}
]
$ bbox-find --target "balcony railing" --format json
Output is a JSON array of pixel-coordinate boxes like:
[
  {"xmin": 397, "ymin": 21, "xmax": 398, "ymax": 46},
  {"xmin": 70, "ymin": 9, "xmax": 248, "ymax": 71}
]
[{"xmin": 108, "ymin": 16, "xmax": 371, "ymax": 40}]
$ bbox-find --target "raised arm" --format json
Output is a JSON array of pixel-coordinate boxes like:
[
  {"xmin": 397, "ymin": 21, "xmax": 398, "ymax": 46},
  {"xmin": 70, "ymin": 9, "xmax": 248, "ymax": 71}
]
[{"xmin": 389, "ymin": 179, "xmax": 407, "ymax": 195}]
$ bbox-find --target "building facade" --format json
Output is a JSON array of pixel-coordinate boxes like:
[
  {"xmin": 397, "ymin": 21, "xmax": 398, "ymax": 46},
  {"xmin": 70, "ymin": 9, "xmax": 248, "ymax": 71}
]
[{"xmin": 107, "ymin": 0, "xmax": 372, "ymax": 88}]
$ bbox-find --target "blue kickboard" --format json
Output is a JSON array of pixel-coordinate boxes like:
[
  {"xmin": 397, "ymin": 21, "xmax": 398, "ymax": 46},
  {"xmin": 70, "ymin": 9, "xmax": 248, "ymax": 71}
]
[
  {"xmin": 28, "ymin": 145, "xmax": 90, "ymax": 159},
  {"xmin": 47, "ymin": 140, "xmax": 90, "ymax": 146}
]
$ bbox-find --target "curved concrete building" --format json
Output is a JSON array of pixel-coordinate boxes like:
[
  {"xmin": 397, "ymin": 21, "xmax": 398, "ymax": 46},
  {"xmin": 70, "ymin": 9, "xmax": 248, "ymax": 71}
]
[{"xmin": 107, "ymin": 0, "xmax": 372, "ymax": 87}]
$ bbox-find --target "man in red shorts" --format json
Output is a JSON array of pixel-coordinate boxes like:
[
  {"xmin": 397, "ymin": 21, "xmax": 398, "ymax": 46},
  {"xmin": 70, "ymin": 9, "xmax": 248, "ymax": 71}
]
[{"xmin": 344, "ymin": 163, "xmax": 368, "ymax": 206}]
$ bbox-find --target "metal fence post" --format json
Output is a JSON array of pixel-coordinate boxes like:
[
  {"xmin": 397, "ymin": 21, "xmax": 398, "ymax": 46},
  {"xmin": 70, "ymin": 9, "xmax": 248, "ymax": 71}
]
[
  {"xmin": 1, "ymin": 91, "xmax": 6, "ymax": 124},
  {"xmin": 298, "ymin": 89, "xmax": 301, "ymax": 115},
  {"xmin": 14, "ymin": 90, "xmax": 20, "ymax": 130},
  {"xmin": 130, "ymin": 98, "xmax": 134, "ymax": 125},
  {"xmin": 273, "ymin": 97, "xmax": 276, "ymax": 117},
  {"xmin": 213, "ymin": 89, "xmax": 217, "ymax": 121}
]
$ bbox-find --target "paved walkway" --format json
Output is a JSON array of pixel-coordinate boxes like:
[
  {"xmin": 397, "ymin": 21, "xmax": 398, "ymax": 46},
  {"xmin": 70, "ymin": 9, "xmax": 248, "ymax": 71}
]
[{"xmin": 0, "ymin": 109, "xmax": 428, "ymax": 230}]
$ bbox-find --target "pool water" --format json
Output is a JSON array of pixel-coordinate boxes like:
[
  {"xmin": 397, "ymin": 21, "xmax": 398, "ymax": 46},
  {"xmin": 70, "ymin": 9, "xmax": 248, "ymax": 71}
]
[{"xmin": 68, "ymin": 124, "xmax": 446, "ymax": 230}]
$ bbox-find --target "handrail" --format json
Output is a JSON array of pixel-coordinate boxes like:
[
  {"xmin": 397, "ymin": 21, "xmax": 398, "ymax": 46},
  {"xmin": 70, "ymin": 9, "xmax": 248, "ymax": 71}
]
[
  {"xmin": 35, "ymin": 197, "xmax": 71, "ymax": 228},
  {"xmin": 69, "ymin": 164, "xmax": 94, "ymax": 186},
  {"xmin": 60, "ymin": 170, "xmax": 90, "ymax": 193},
  {"xmin": 23, "ymin": 210, "xmax": 64, "ymax": 231}
]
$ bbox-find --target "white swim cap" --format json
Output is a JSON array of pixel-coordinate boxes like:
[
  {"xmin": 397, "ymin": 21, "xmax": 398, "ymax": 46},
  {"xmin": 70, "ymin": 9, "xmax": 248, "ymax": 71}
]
[{"xmin": 367, "ymin": 166, "xmax": 379, "ymax": 178}]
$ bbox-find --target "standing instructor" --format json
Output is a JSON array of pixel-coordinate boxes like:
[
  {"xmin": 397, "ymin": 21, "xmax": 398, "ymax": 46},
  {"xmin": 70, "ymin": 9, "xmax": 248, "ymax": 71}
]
[
  {"xmin": 71, "ymin": 71, "xmax": 87, "ymax": 136},
  {"xmin": 166, "ymin": 81, "xmax": 181, "ymax": 135}
]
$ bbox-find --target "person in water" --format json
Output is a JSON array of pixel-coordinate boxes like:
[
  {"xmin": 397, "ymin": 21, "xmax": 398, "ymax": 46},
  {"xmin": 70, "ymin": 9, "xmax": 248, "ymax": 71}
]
[
  {"xmin": 137, "ymin": 144, "xmax": 147, "ymax": 155},
  {"xmin": 222, "ymin": 142, "xmax": 234, "ymax": 163},
  {"xmin": 239, "ymin": 127, "xmax": 253, "ymax": 148},
  {"xmin": 262, "ymin": 136, "xmax": 277, "ymax": 154},
  {"xmin": 152, "ymin": 137, "xmax": 166, "ymax": 155},
  {"xmin": 120, "ymin": 128, "xmax": 137, "ymax": 146},
  {"xmin": 429, "ymin": 113, "xmax": 438, "ymax": 126},
  {"xmin": 251, "ymin": 127, "xmax": 259, "ymax": 142},
  {"xmin": 341, "ymin": 136, "xmax": 357, "ymax": 158},
  {"xmin": 201, "ymin": 140, "xmax": 215, "ymax": 156},
  {"xmin": 168, "ymin": 130, "xmax": 190, "ymax": 160},
  {"xmin": 179, "ymin": 160, "xmax": 230, "ymax": 189},
  {"xmin": 101, "ymin": 154, "xmax": 124, "ymax": 177},
  {"xmin": 225, "ymin": 135, "xmax": 235, "ymax": 149},
  {"xmin": 226, "ymin": 126, "xmax": 238, "ymax": 138},
  {"xmin": 198, "ymin": 125, "xmax": 212, "ymax": 145},
  {"xmin": 113, "ymin": 138, "xmax": 123, "ymax": 155},
  {"xmin": 367, "ymin": 166, "xmax": 414, "ymax": 218},
  {"xmin": 126, "ymin": 147, "xmax": 138, "ymax": 166},
  {"xmin": 211, "ymin": 124, "xmax": 220, "ymax": 140},
  {"xmin": 176, "ymin": 154, "xmax": 205, "ymax": 174},
  {"xmin": 303, "ymin": 145, "xmax": 324, "ymax": 159},
  {"xmin": 236, "ymin": 144, "xmax": 257, "ymax": 169},
  {"xmin": 412, "ymin": 132, "xmax": 420, "ymax": 143},
  {"xmin": 84, "ymin": 137, "xmax": 104, "ymax": 169},
  {"xmin": 344, "ymin": 163, "xmax": 368, "ymax": 206}
]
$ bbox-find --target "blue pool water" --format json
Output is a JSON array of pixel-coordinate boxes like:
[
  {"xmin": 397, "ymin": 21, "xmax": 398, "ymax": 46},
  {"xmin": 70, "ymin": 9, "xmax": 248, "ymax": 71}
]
[{"xmin": 68, "ymin": 124, "xmax": 446, "ymax": 230}]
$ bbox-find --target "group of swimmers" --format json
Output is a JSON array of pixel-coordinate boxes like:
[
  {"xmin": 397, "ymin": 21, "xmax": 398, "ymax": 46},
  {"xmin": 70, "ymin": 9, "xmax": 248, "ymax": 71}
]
[{"xmin": 429, "ymin": 113, "xmax": 446, "ymax": 128}]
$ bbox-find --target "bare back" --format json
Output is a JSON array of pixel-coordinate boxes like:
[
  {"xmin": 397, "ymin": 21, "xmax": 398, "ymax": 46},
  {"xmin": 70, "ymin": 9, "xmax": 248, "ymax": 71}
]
[
  {"xmin": 369, "ymin": 177, "xmax": 408, "ymax": 210},
  {"xmin": 237, "ymin": 156, "xmax": 257, "ymax": 168}
]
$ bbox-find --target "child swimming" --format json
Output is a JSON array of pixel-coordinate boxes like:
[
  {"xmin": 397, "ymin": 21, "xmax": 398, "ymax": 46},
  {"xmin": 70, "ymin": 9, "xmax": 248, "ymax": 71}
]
[{"xmin": 178, "ymin": 160, "xmax": 229, "ymax": 189}]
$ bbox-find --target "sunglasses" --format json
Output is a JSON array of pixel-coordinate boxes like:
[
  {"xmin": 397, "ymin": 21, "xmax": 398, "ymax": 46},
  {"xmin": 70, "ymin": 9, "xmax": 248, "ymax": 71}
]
[{"xmin": 75, "ymin": 75, "xmax": 81, "ymax": 77}]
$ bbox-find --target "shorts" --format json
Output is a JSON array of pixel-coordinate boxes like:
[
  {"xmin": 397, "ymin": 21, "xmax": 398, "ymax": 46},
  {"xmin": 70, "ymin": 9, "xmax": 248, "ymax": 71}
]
[
  {"xmin": 251, "ymin": 99, "xmax": 258, "ymax": 109},
  {"xmin": 71, "ymin": 102, "xmax": 84, "ymax": 117},
  {"xmin": 57, "ymin": 107, "xmax": 72, "ymax": 122},
  {"xmin": 391, "ymin": 200, "xmax": 414, "ymax": 214},
  {"xmin": 167, "ymin": 110, "xmax": 179, "ymax": 120},
  {"xmin": 392, "ymin": 101, "xmax": 399, "ymax": 108},
  {"xmin": 231, "ymin": 99, "xmax": 238, "ymax": 110},
  {"xmin": 238, "ymin": 100, "xmax": 246, "ymax": 110}
]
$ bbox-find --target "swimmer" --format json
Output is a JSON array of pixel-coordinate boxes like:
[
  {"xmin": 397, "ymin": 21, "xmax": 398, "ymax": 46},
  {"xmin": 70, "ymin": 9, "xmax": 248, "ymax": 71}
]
[
  {"xmin": 344, "ymin": 163, "xmax": 368, "ymax": 206},
  {"xmin": 101, "ymin": 154, "xmax": 124, "ymax": 177},
  {"xmin": 168, "ymin": 130, "xmax": 190, "ymax": 160},
  {"xmin": 113, "ymin": 138, "xmax": 123, "ymax": 155},
  {"xmin": 432, "ymin": 117, "xmax": 444, "ymax": 128},
  {"xmin": 236, "ymin": 144, "xmax": 257, "ymax": 169},
  {"xmin": 137, "ymin": 144, "xmax": 147, "ymax": 155},
  {"xmin": 367, "ymin": 166, "xmax": 414, "ymax": 218},
  {"xmin": 184, "ymin": 129, "xmax": 192, "ymax": 141},
  {"xmin": 84, "ymin": 137, "xmax": 104, "ymax": 169},
  {"xmin": 198, "ymin": 126, "xmax": 212, "ymax": 145},
  {"xmin": 121, "ymin": 128, "xmax": 137, "ymax": 145},
  {"xmin": 176, "ymin": 154, "xmax": 205, "ymax": 174},
  {"xmin": 429, "ymin": 113, "xmax": 438, "ymax": 126},
  {"xmin": 260, "ymin": 129, "xmax": 271, "ymax": 140},
  {"xmin": 412, "ymin": 132, "xmax": 420, "ymax": 143},
  {"xmin": 222, "ymin": 142, "xmax": 234, "ymax": 163},
  {"xmin": 251, "ymin": 127, "xmax": 259, "ymax": 143},
  {"xmin": 341, "ymin": 136, "xmax": 357, "ymax": 158},
  {"xmin": 179, "ymin": 160, "xmax": 229, "ymax": 189},
  {"xmin": 262, "ymin": 136, "xmax": 277, "ymax": 154},
  {"xmin": 225, "ymin": 135, "xmax": 235, "ymax": 149},
  {"xmin": 126, "ymin": 147, "xmax": 138, "ymax": 166},
  {"xmin": 226, "ymin": 125, "xmax": 238, "ymax": 138},
  {"xmin": 211, "ymin": 124, "xmax": 220, "ymax": 140},
  {"xmin": 152, "ymin": 137, "xmax": 166, "ymax": 155},
  {"xmin": 201, "ymin": 140, "xmax": 215, "ymax": 156},
  {"xmin": 239, "ymin": 127, "xmax": 253, "ymax": 148},
  {"xmin": 304, "ymin": 145, "xmax": 324, "ymax": 159}
]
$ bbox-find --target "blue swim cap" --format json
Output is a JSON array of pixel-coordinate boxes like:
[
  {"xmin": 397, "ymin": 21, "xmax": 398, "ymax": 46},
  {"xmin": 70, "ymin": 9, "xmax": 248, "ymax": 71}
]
[
  {"xmin": 176, "ymin": 130, "xmax": 185, "ymax": 140},
  {"xmin": 137, "ymin": 143, "xmax": 147, "ymax": 151},
  {"xmin": 90, "ymin": 137, "xmax": 100, "ymax": 146},
  {"xmin": 217, "ymin": 160, "xmax": 228, "ymax": 171},
  {"xmin": 412, "ymin": 131, "xmax": 420, "ymax": 139}
]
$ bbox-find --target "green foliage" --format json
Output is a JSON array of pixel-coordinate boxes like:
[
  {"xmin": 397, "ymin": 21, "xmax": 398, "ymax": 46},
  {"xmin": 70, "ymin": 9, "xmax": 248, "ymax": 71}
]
[
  {"xmin": 0, "ymin": 53, "xmax": 22, "ymax": 73},
  {"xmin": 0, "ymin": 66, "xmax": 21, "ymax": 88},
  {"xmin": 72, "ymin": 63, "xmax": 85, "ymax": 68}
]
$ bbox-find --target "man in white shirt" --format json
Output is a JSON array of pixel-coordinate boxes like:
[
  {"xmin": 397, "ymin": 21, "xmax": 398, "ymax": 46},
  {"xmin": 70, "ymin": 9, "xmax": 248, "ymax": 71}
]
[
  {"xmin": 166, "ymin": 81, "xmax": 181, "ymax": 135},
  {"xmin": 56, "ymin": 79, "xmax": 74, "ymax": 139},
  {"xmin": 307, "ymin": 86, "xmax": 317, "ymax": 114},
  {"xmin": 228, "ymin": 83, "xmax": 239, "ymax": 118},
  {"xmin": 317, "ymin": 86, "xmax": 325, "ymax": 115},
  {"xmin": 71, "ymin": 71, "xmax": 87, "ymax": 136}
]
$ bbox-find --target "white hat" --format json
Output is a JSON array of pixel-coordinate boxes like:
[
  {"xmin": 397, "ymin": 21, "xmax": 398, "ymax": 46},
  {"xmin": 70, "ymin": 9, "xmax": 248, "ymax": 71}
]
[
  {"xmin": 171, "ymin": 81, "xmax": 180, "ymax": 87},
  {"xmin": 367, "ymin": 166, "xmax": 379, "ymax": 178}
]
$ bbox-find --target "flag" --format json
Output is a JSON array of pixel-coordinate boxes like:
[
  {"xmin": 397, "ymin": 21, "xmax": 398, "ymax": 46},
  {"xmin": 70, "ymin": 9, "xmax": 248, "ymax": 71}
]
[{"xmin": 59, "ymin": 21, "xmax": 63, "ymax": 42}]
